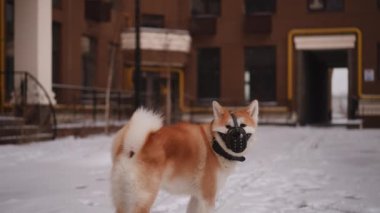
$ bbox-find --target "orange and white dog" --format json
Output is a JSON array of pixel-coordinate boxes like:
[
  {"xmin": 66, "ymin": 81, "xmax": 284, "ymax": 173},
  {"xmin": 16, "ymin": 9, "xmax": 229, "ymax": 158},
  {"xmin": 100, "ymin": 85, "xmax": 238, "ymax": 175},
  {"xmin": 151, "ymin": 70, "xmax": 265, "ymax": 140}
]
[{"xmin": 111, "ymin": 100, "xmax": 259, "ymax": 213}]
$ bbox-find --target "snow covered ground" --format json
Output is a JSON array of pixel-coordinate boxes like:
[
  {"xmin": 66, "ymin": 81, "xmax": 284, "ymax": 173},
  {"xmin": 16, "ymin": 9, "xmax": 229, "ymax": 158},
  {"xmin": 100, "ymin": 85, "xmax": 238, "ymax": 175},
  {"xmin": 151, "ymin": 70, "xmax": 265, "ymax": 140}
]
[{"xmin": 0, "ymin": 126, "xmax": 380, "ymax": 213}]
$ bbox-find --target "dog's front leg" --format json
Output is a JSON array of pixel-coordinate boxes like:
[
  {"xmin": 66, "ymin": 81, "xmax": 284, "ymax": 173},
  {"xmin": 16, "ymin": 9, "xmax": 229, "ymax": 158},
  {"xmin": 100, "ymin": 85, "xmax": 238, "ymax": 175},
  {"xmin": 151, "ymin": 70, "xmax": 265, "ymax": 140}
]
[{"xmin": 186, "ymin": 196, "xmax": 215, "ymax": 213}]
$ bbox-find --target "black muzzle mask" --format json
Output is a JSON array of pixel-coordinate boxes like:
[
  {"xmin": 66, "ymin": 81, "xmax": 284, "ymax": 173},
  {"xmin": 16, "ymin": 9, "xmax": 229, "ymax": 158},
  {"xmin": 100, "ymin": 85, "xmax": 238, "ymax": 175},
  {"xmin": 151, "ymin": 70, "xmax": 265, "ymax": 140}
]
[{"xmin": 218, "ymin": 113, "xmax": 252, "ymax": 153}]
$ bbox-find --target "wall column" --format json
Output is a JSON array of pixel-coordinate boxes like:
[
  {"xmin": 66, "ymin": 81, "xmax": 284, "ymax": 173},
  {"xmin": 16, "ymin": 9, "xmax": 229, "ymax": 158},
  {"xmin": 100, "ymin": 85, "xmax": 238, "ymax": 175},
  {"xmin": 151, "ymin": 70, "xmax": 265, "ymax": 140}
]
[
  {"xmin": 0, "ymin": 0, "xmax": 5, "ymax": 108},
  {"xmin": 14, "ymin": 0, "xmax": 56, "ymax": 104}
]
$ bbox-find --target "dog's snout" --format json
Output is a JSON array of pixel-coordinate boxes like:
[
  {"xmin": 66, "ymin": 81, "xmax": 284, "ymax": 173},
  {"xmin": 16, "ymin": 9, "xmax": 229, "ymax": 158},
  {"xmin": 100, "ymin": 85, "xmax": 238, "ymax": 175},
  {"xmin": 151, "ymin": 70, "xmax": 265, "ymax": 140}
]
[
  {"xmin": 232, "ymin": 131, "xmax": 241, "ymax": 138},
  {"xmin": 233, "ymin": 133, "xmax": 244, "ymax": 141}
]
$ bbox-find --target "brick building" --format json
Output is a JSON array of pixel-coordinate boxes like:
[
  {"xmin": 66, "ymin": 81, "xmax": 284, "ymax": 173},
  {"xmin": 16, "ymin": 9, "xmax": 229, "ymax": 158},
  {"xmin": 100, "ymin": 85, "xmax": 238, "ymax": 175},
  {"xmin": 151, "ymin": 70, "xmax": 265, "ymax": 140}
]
[{"xmin": 1, "ymin": 0, "xmax": 380, "ymax": 126}]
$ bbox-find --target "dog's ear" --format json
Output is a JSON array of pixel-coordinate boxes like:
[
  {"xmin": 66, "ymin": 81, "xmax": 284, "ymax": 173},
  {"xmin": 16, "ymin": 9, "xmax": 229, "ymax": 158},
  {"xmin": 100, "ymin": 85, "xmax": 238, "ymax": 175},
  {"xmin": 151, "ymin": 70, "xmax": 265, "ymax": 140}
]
[
  {"xmin": 247, "ymin": 100, "xmax": 259, "ymax": 121},
  {"xmin": 212, "ymin": 101, "xmax": 225, "ymax": 119}
]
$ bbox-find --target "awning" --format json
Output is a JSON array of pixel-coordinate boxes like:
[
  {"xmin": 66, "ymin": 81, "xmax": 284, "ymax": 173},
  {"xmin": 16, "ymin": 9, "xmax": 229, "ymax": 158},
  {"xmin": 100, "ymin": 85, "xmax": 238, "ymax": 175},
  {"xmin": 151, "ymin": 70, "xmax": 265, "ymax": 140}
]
[
  {"xmin": 294, "ymin": 34, "xmax": 356, "ymax": 50},
  {"xmin": 122, "ymin": 27, "xmax": 191, "ymax": 53}
]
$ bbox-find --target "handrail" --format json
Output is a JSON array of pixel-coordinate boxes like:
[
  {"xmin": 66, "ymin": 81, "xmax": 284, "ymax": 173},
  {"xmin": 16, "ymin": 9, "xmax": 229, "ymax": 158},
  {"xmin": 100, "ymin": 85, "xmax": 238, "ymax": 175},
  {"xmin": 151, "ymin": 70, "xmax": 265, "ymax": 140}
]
[
  {"xmin": 53, "ymin": 83, "xmax": 133, "ymax": 95},
  {"xmin": 16, "ymin": 71, "xmax": 57, "ymax": 139},
  {"xmin": 1, "ymin": 71, "xmax": 57, "ymax": 139},
  {"xmin": 52, "ymin": 83, "xmax": 134, "ymax": 122}
]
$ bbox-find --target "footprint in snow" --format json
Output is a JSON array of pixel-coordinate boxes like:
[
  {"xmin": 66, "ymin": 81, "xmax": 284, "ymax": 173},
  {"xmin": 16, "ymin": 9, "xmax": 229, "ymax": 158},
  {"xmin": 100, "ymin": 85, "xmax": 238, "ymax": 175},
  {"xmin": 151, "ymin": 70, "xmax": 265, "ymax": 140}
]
[
  {"xmin": 96, "ymin": 177, "xmax": 107, "ymax": 182},
  {"xmin": 91, "ymin": 190, "xmax": 105, "ymax": 196},
  {"xmin": 75, "ymin": 185, "xmax": 88, "ymax": 190},
  {"xmin": 79, "ymin": 199, "xmax": 99, "ymax": 207}
]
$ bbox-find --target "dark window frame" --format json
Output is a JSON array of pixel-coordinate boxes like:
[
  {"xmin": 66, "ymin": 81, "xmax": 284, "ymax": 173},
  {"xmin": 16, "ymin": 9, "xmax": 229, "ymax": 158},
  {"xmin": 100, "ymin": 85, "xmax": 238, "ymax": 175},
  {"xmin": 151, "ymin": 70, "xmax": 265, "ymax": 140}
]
[
  {"xmin": 197, "ymin": 47, "xmax": 221, "ymax": 100},
  {"xmin": 84, "ymin": 0, "xmax": 112, "ymax": 22},
  {"xmin": 244, "ymin": 0, "xmax": 277, "ymax": 15},
  {"xmin": 5, "ymin": 0, "xmax": 15, "ymax": 101},
  {"xmin": 5, "ymin": 0, "xmax": 14, "ymax": 38},
  {"xmin": 110, "ymin": 0, "xmax": 120, "ymax": 10},
  {"xmin": 307, "ymin": 0, "xmax": 345, "ymax": 12},
  {"xmin": 141, "ymin": 14, "xmax": 165, "ymax": 28},
  {"xmin": 245, "ymin": 46, "xmax": 277, "ymax": 102},
  {"xmin": 308, "ymin": 0, "xmax": 325, "ymax": 11},
  {"xmin": 52, "ymin": 0, "xmax": 61, "ymax": 9},
  {"xmin": 81, "ymin": 36, "xmax": 98, "ymax": 87},
  {"xmin": 191, "ymin": 0, "xmax": 221, "ymax": 17},
  {"xmin": 378, "ymin": 43, "xmax": 380, "ymax": 80},
  {"xmin": 52, "ymin": 22, "xmax": 62, "ymax": 84}
]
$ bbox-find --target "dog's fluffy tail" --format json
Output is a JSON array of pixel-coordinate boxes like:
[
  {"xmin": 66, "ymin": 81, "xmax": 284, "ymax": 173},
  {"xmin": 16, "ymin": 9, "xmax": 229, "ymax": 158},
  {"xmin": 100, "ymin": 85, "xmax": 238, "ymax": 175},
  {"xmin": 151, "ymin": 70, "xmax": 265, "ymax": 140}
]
[{"xmin": 122, "ymin": 108, "xmax": 163, "ymax": 157}]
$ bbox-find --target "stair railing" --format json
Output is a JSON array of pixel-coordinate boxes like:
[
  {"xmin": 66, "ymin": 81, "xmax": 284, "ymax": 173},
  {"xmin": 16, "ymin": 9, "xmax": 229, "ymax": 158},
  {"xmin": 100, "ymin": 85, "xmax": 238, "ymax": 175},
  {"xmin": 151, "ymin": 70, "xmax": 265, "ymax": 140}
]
[{"xmin": 1, "ymin": 71, "xmax": 57, "ymax": 139}]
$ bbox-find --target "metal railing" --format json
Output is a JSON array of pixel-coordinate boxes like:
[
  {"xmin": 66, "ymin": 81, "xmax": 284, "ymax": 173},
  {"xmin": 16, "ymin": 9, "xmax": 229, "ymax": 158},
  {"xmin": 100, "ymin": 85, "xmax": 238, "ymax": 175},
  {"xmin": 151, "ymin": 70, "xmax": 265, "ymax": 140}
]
[
  {"xmin": 1, "ymin": 71, "xmax": 57, "ymax": 139},
  {"xmin": 52, "ymin": 83, "xmax": 134, "ymax": 124}
]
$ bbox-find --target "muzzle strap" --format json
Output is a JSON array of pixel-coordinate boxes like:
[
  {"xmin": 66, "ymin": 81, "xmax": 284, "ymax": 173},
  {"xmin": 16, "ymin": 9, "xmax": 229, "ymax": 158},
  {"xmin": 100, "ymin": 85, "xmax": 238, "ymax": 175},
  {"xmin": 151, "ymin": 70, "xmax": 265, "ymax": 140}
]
[
  {"xmin": 230, "ymin": 112, "xmax": 239, "ymax": 127},
  {"xmin": 212, "ymin": 138, "xmax": 246, "ymax": 162},
  {"xmin": 218, "ymin": 112, "xmax": 250, "ymax": 153}
]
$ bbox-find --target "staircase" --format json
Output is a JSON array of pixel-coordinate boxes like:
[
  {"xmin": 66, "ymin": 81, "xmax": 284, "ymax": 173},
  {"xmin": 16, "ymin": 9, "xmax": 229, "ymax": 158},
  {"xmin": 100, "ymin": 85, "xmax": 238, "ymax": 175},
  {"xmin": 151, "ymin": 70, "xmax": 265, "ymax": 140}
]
[
  {"xmin": 0, "ymin": 116, "xmax": 54, "ymax": 144},
  {"xmin": 1, "ymin": 71, "xmax": 57, "ymax": 144}
]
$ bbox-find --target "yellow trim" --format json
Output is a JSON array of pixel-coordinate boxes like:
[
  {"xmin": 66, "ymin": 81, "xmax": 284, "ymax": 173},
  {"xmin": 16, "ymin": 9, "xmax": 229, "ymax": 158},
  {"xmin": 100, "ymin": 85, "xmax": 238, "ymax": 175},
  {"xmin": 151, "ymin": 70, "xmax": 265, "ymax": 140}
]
[
  {"xmin": 128, "ymin": 66, "xmax": 291, "ymax": 113},
  {"xmin": 260, "ymin": 106, "xmax": 288, "ymax": 113},
  {"xmin": 0, "ymin": 0, "xmax": 5, "ymax": 110},
  {"xmin": 361, "ymin": 94, "xmax": 380, "ymax": 100},
  {"xmin": 286, "ymin": 27, "xmax": 379, "ymax": 101},
  {"xmin": 127, "ymin": 66, "xmax": 211, "ymax": 113}
]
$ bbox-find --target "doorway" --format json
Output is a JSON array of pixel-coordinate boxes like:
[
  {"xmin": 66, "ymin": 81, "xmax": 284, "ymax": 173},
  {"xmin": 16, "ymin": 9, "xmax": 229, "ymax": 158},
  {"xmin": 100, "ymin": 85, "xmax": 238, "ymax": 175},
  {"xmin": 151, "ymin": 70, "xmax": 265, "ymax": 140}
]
[
  {"xmin": 331, "ymin": 68, "xmax": 348, "ymax": 121},
  {"xmin": 297, "ymin": 50, "xmax": 349, "ymax": 125},
  {"xmin": 140, "ymin": 71, "xmax": 180, "ymax": 122}
]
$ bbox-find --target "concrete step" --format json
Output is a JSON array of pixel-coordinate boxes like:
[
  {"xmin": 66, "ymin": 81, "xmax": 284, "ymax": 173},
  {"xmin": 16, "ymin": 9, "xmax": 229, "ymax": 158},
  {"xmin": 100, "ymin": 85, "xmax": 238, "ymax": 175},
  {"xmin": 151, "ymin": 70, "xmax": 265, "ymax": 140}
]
[
  {"xmin": 0, "ymin": 132, "xmax": 53, "ymax": 144},
  {"xmin": 0, "ymin": 116, "xmax": 25, "ymax": 126},
  {"xmin": 0, "ymin": 125, "xmax": 41, "ymax": 137},
  {"xmin": 330, "ymin": 118, "xmax": 363, "ymax": 129}
]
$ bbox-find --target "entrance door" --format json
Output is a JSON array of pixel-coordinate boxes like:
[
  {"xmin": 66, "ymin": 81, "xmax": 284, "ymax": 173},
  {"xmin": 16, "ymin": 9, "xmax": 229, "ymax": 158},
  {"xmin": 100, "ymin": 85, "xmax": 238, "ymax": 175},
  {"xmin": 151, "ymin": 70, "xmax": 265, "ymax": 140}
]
[
  {"xmin": 141, "ymin": 71, "xmax": 179, "ymax": 116},
  {"xmin": 298, "ymin": 50, "xmax": 348, "ymax": 125},
  {"xmin": 141, "ymin": 72, "xmax": 163, "ymax": 109}
]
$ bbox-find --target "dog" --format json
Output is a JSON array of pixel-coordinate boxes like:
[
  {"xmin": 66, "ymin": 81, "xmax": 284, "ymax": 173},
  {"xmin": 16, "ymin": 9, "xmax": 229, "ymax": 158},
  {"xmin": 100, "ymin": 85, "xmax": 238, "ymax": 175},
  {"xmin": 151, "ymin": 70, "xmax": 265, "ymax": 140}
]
[{"xmin": 111, "ymin": 100, "xmax": 259, "ymax": 213}]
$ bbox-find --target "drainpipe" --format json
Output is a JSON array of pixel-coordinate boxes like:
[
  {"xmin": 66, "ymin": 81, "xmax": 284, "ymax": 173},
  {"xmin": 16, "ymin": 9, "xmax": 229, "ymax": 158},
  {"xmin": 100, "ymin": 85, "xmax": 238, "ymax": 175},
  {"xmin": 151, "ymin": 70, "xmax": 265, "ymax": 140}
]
[{"xmin": 0, "ymin": 0, "xmax": 5, "ymax": 111}]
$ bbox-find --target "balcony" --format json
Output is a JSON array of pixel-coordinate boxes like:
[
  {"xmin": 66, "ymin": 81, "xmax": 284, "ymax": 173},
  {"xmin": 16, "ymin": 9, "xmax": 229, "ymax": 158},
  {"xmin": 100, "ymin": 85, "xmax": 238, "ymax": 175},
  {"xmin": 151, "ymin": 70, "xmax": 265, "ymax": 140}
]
[
  {"xmin": 244, "ymin": 14, "xmax": 272, "ymax": 34},
  {"xmin": 85, "ymin": 0, "xmax": 112, "ymax": 22},
  {"xmin": 122, "ymin": 28, "xmax": 191, "ymax": 52},
  {"xmin": 190, "ymin": 16, "xmax": 217, "ymax": 36},
  {"xmin": 121, "ymin": 27, "xmax": 192, "ymax": 66}
]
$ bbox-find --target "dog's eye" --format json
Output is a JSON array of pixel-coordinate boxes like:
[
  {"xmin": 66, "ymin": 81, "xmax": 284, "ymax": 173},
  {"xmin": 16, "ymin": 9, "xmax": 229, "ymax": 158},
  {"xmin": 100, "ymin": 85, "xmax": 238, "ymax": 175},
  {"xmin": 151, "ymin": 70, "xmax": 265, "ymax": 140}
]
[
  {"xmin": 225, "ymin": 125, "xmax": 232, "ymax": 129},
  {"xmin": 240, "ymin": 123, "xmax": 247, "ymax": 128}
]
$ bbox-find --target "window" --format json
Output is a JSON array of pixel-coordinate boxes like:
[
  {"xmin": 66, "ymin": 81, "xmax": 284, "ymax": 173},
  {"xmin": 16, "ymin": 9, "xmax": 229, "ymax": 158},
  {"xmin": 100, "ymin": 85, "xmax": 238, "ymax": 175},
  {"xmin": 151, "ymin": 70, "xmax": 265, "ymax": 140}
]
[
  {"xmin": 110, "ymin": 0, "xmax": 120, "ymax": 9},
  {"xmin": 52, "ymin": 22, "xmax": 61, "ymax": 84},
  {"xmin": 5, "ymin": 0, "xmax": 14, "ymax": 39},
  {"xmin": 197, "ymin": 48, "xmax": 220, "ymax": 99},
  {"xmin": 245, "ymin": 46, "xmax": 276, "ymax": 102},
  {"xmin": 378, "ymin": 44, "xmax": 380, "ymax": 80},
  {"xmin": 326, "ymin": 0, "xmax": 344, "ymax": 11},
  {"xmin": 81, "ymin": 36, "xmax": 97, "ymax": 87},
  {"xmin": 245, "ymin": 0, "xmax": 276, "ymax": 14},
  {"xmin": 192, "ymin": 0, "xmax": 221, "ymax": 16},
  {"xmin": 52, "ymin": 0, "xmax": 61, "ymax": 9},
  {"xmin": 308, "ymin": 0, "xmax": 344, "ymax": 12},
  {"xmin": 244, "ymin": 71, "xmax": 251, "ymax": 102},
  {"xmin": 5, "ymin": 0, "xmax": 14, "ymax": 101},
  {"xmin": 141, "ymin": 14, "xmax": 165, "ymax": 28},
  {"xmin": 244, "ymin": 0, "xmax": 275, "ymax": 33},
  {"xmin": 85, "ymin": 0, "xmax": 112, "ymax": 22}
]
